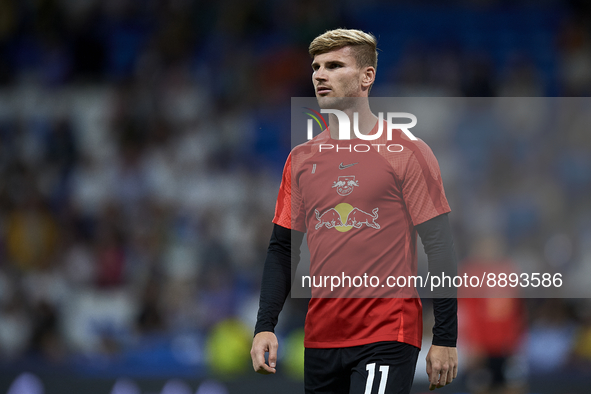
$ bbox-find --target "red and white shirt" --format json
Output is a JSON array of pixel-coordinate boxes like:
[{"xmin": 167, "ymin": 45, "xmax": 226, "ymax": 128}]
[{"xmin": 273, "ymin": 121, "xmax": 450, "ymax": 349}]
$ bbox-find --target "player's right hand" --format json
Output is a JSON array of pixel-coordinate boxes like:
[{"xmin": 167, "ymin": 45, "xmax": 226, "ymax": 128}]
[{"xmin": 250, "ymin": 331, "xmax": 278, "ymax": 374}]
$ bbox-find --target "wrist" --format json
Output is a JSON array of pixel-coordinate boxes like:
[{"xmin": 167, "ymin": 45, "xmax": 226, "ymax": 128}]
[{"xmin": 432, "ymin": 338, "xmax": 457, "ymax": 347}]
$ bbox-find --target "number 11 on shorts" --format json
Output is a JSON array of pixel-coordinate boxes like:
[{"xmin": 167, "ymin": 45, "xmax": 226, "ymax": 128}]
[{"xmin": 364, "ymin": 363, "xmax": 390, "ymax": 394}]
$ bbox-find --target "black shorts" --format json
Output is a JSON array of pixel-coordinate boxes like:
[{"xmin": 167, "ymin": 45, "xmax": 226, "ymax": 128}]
[{"xmin": 304, "ymin": 341, "xmax": 420, "ymax": 394}]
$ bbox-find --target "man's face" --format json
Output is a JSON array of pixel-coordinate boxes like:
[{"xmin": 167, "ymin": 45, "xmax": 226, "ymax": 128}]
[{"xmin": 312, "ymin": 46, "xmax": 370, "ymax": 109}]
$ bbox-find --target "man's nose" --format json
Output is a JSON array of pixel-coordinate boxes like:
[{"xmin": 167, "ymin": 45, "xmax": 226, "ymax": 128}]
[{"xmin": 314, "ymin": 67, "xmax": 327, "ymax": 81}]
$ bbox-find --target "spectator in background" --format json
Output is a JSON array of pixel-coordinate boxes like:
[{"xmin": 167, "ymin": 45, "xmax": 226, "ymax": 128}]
[
  {"xmin": 526, "ymin": 299, "xmax": 577, "ymax": 374},
  {"xmin": 459, "ymin": 235, "xmax": 527, "ymax": 394},
  {"xmin": 5, "ymin": 191, "xmax": 58, "ymax": 271}
]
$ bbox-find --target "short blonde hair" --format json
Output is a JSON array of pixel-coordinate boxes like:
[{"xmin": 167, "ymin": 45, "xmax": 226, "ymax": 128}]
[{"xmin": 309, "ymin": 29, "xmax": 378, "ymax": 70}]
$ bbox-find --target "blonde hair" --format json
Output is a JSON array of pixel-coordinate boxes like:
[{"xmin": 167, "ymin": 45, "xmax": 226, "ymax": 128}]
[{"xmin": 309, "ymin": 29, "xmax": 378, "ymax": 70}]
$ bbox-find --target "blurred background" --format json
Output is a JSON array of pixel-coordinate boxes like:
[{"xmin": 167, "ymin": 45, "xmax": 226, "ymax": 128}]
[{"xmin": 0, "ymin": 0, "xmax": 591, "ymax": 393}]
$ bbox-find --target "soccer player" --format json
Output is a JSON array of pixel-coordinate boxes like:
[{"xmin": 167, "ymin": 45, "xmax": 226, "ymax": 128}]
[{"xmin": 251, "ymin": 29, "xmax": 458, "ymax": 393}]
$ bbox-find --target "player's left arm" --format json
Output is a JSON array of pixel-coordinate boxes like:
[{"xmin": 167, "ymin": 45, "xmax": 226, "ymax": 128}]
[{"xmin": 415, "ymin": 213, "xmax": 458, "ymax": 390}]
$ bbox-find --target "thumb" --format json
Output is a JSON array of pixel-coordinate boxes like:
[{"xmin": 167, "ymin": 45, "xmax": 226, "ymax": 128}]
[{"xmin": 268, "ymin": 341, "xmax": 278, "ymax": 368}]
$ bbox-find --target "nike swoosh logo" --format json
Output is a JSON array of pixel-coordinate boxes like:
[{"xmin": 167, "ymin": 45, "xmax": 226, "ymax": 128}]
[{"xmin": 339, "ymin": 162, "xmax": 358, "ymax": 170}]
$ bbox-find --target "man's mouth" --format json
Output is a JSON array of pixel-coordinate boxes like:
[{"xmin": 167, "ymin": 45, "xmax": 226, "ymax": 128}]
[{"xmin": 317, "ymin": 87, "xmax": 331, "ymax": 95}]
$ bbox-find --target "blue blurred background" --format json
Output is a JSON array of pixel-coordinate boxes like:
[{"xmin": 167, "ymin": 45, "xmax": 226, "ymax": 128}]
[{"xmin": 1, "ymin": 0, "xmax": 591, "ymax": 393}]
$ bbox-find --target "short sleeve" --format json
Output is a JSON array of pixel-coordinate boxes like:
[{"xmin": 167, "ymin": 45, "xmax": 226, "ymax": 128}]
[
  {"xmin": 272, "ymin": 153, "xmax": 306, "ymax": 232},
  {"xmin": 402, "ymin": 141, "xmax": 451, "ymax": 226}
]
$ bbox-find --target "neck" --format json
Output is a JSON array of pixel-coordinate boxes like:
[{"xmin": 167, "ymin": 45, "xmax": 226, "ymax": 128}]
[{"xmin": 328, "ymin": 99, "xmax": 377, "ymax": 140}]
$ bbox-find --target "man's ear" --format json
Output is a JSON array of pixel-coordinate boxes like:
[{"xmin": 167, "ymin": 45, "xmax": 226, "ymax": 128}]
[{"xmin": 361, "ymin": 66, "xmax": 376, "ymax": 89}]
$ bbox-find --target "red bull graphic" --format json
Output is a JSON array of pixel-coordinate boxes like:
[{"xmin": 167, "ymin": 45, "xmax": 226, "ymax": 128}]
[
  {"xmin": 345, "ymin": 207, "xmax": 380, "ymax": 229},
  {"xmin": 314, "ymin": 208, "xmax": 344, "ymax": 230},
  {"xmin": 315, "ymin": 203, "xmax": 380, "ymax": 232},
  {"xmin": 332, "ymin": 175, "xmax": 359, "ymax": 196}
]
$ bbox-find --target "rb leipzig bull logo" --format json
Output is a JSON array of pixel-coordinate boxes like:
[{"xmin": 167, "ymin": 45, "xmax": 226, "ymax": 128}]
[
  {"xmin": 332, "ymin": 176, "xmax": 359, "ymax": 196},
  {"xmin": 315, "ymin": 203, "xmax": 380, "ymax": 232}
]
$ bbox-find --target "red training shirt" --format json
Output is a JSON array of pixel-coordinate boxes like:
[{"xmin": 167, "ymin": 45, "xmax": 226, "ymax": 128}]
[{"xmin": 273, "ymin": 121, "xmax": 450, "ymax": 349}]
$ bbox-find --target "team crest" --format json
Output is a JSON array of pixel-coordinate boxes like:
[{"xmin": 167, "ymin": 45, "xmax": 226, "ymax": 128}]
[{"xmin": 332, "ymin": 176, "xmax": 359, "ymax": 196}]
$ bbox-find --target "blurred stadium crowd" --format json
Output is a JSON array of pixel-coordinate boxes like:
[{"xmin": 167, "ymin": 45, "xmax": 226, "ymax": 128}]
[{"xmin": 1, "ymin": 0, "xmax": 591, "ymax": 393}]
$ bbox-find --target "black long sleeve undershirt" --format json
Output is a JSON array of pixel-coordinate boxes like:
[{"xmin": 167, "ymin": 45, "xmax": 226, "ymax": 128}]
[
  {"xmin": 254, "ymin": 224, "xmax": 304, "ymax": 335},
  {"xmin": 415, "ymin": 213, "xmax": 458, "ymax": 347},
  {"xmin": 254, "ymin": 215, "xmax": 458, "ymax": 348}
]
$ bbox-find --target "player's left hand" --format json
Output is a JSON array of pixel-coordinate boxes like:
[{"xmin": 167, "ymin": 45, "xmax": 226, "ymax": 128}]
[
  {"xmin": 250, "ymin": 331, "xmax": 278, "ymax": 375},
  {"xmin": 426, "ymin": 345, "xmax": 458, "ymax": 390}
]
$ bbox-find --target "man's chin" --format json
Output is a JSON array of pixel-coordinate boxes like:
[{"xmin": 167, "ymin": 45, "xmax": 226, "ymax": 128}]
[{"xmin": 316, "ymin": 95, "xmax": 354, "ymax": 109}]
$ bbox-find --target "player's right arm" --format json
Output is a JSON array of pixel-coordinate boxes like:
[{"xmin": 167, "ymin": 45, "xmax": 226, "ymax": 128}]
[
  {"xmin": 252, "ymin": 152, "xmax": 305, "ymax": 374},
  {"xmin": 251, "ymin": 224, "xmax": 303, "ymax": 374}
]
